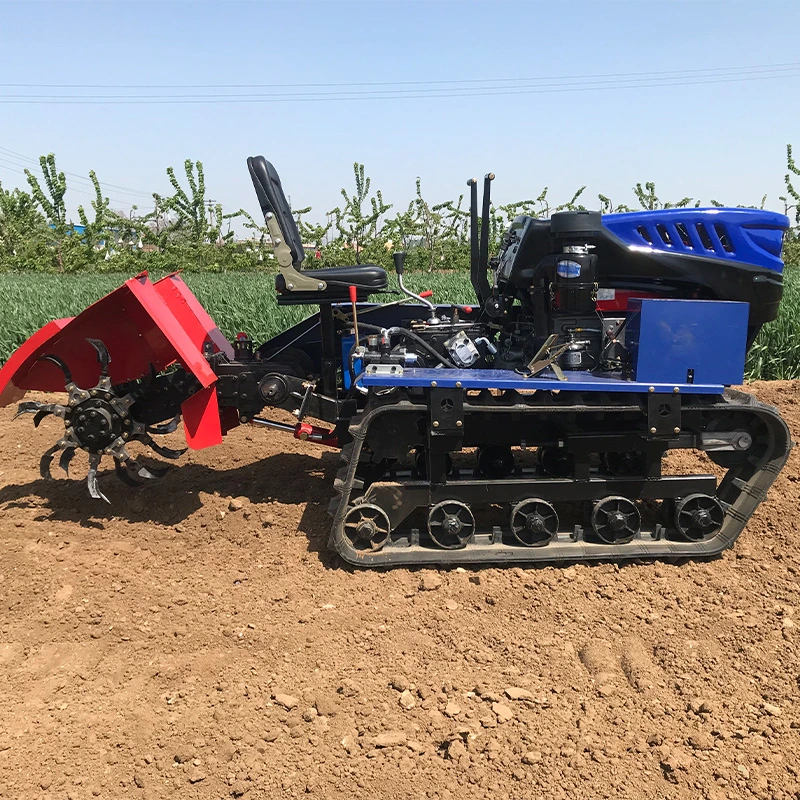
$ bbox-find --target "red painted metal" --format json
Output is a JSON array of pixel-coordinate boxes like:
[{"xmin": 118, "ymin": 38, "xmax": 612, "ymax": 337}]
[
  {"xmin": 182, "ymin": 386, "xmax": 223, "ymax": 449},
  {"xmin": 0, "ymin": 272, "xmax": 234, "ymax": 450},
  {"xmin": 0, "ymin": 318, "xmax": 72, "ymax": 406},
  {"xmin": 153, "ymin": 274, "xmax": 234, "ymax": 359},
  {"xmin": 294, "ymin": 422, "xmax": 338, "ymax": 447}
]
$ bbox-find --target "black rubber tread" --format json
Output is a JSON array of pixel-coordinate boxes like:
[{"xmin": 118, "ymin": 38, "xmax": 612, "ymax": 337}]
[{"xmin": 328, "ymin": 389, "xmax": 791, "ymax": 567}]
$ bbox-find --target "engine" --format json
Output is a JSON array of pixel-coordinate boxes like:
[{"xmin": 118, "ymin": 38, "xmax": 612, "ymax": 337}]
[
  {"xmin": 356, "ymin": 185, "xmax": 786, "ymax": 383},
  {"xmin": 354, "ymin": 210, "xmax": 633, "ymax": 379}
]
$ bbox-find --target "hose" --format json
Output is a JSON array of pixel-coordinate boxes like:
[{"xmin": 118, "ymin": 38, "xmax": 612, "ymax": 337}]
[
  {"xmin": 385, "ymin": 327, "xmax": 457, "ymax": 369},
  {"xmin": 349, "ymin": 323, "xmax": 457, "ymax": 369},
  {"xmin": 344, "ymin": 322, "xmax": 457, "ymax": 389}
]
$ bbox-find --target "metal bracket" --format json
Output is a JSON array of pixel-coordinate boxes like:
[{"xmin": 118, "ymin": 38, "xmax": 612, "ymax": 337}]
[
  {"xmin": 427, "ymin": 387, "xmax": 464, "ymax": 485},
  {"xmin": 430, "ymin": 387, "xmax": 464, "ymax": 433},
  {"xmin": 520, "ymin": 334, "xmax": 569, "ymax": 380},
  {"xmin": 647, "ymin": 392, "xmax": 681, "ymax": 438},
  {"xmin": 264, "ymin": 213, "xmax": 326, "ymax": 293},
  {"xmin": 698, "ymin": 431, "xmax": 753, "ymax": 451},
  {"xmin": 365, "ymin": 363, "xmax": 404, "ymax": 378},
  {"xmin": 294, "ymin": 382, "xmax": 314, "ymax": 422}
]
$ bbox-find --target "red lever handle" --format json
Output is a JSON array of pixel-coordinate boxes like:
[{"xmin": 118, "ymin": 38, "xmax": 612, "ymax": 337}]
[
  {"xmin": 419, "ymin": 290, "xmax": 433, "ymax": 298},
  {"xmin": 349, "ymin": 285, "xmax": 358, "ymax": 304}
]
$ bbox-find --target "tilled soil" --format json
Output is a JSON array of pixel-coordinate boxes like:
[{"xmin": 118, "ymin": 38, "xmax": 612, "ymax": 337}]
[{"xmin": 1, "ymin": 382, "xmax": 799, "ymax": 800}]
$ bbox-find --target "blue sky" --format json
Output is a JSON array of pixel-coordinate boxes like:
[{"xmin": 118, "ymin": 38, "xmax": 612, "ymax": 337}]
[{"xmin": 0, "ymin": 0, "xmax": 799, "ymax": 226}]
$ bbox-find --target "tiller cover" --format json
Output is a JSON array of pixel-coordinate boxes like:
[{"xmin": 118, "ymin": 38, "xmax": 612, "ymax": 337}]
[{"xmin": 0, "ymin": 273, "xmax": 235, "ymax": 449}]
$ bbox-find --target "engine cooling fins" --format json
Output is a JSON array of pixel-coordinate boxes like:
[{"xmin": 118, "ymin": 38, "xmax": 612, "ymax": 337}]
[
  {"xmin": 14, "ymin": 340, "xmax": 186, "ymax": 501},
  {"xmin": 329, "ymin": 389, "xmax": 792, "ymax": 567}
]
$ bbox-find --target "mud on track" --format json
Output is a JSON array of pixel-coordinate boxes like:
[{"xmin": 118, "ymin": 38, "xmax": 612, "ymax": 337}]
[{"xmin": 1, "ymin": 383, "xmax": 799, "ymax": 800}]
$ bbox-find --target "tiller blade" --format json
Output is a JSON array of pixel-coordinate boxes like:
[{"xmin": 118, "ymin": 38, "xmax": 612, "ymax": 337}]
[{"xmin": 0, "ymin": 273, "xmax": 237, "ymax": 501}]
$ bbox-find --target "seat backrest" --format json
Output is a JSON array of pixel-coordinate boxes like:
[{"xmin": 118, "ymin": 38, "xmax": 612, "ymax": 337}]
[{"xmin": 247, "ymin": 156, "xmax": 305, "ymax": 266}]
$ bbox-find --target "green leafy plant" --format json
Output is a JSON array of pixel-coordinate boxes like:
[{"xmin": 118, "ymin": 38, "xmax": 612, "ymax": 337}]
[
  {"xmin": 1, "ymin": 146, "xmax": 797, "ymax": 280},
  {"xmin": 24, "ymin": 153, "xmax": 69, "ymax": 270},
  {"xmin": 781, "ymin": 144, "xmax": 800, "ymax": 225},
  {"xmin": 327, "ymin": 163, "xmax": 392, "ymax": 264}
]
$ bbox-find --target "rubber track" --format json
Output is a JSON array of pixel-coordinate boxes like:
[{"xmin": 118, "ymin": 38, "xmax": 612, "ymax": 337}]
[{"xmin": 328, "ymin": 389, "xmax": 791, "ymax": 567}]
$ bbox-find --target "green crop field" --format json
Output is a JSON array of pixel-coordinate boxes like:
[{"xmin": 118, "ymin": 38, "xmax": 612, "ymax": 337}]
[
  {"xmin": 0, "ymin": 271, "xmax": 476, "ymax": 365},
  {"xmin": 0, "ymin": 268, "xmax": 797, "ymax": 380}
]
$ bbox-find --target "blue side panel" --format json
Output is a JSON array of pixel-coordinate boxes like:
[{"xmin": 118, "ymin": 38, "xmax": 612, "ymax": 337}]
[
  {"xmin": 627, "ymin": 299, "xmax": 748, "ymax": 386},
  {"xmin": 602, "ymin": 208, "xmax": 789, "ymax": 273},
  {"xmin": 361, "ymin": 367, "xmax": 724, "ymax": 395}
]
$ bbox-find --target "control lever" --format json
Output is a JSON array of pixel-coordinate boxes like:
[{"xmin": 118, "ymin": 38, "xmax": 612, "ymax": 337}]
[
  {"xmin": 349, "ymin": 285, "xmax": 360, "ymax": 347},
  {"xmin": 517, "ymin": 334, "xmax": 570, "ymax": 381},
  {"xmin": 393, "ymin": 252, "xmax": 440, "ymax": 324}
]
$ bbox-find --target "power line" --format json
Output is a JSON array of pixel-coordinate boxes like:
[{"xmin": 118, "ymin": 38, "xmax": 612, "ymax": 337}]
[
  {"xmin": 0, "ymin": 161, "xmax": 142, "ymax": 208},
  {"xmin": 0, "ymin": 157, "xmax": 239, "ymax": 213},
  {"xmin": 0, "ymin": 67, "xmax": 797, "ymax": 104},
  {"xmin": 0, "ymin": 146, "xmax": 153, "ymax": 198},
  {"xmin": 0, "ymin": 61, "xmax": 797, "ymax": 90}
]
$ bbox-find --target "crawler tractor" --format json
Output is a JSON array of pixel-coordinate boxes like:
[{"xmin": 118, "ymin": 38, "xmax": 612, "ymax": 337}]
[{"xmin": 0, "ymin": 157, "xmax": 792, "ymax": 566}]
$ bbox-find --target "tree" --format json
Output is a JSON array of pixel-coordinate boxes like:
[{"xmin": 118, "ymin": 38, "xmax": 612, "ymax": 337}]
[
  {"xmin": 597, "ymin": 194, "xmax": 632, "ymax": 214},
  {"xmin": 293, "ymin": 206, "xmax": 332, "ymax": 249},
  {"xmin": 328, "ymin": 163, "xmax": 391, "ymax": 263},
  {"xmin": 24, "ymin": 153, "xmax": 69, "ymax": 270},
  {"xmin": 411, "ymin": 178, "xmax": 463, "ymax": 272},
  {"xmin": 782, "ymin": 143, "xmax": 800, "ymax": 225},
  {"xmin": 149, "ymin": 159, "xmax": 240, "ymax": 249},
  {"xmin": 76, "ymin": 170, "xmax": 117, "ymax": 263},
  {"xmin": 0, "ymin": 183, "xmax": 47, "ymax": 258},
  {"xmin": 633, "ymin": 181, "xmax": 695, "ymax": 210}
]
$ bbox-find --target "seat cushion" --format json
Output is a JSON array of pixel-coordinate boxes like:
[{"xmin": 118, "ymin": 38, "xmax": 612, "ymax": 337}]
[{"xmin": 276, "ymin": 264, "xmax": 389, "ymax": 305}]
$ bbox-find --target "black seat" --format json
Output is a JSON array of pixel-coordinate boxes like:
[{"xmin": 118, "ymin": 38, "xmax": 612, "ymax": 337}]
[
  {"xmin": 247, "ymin": 156, "xmax": 388, "ymax": 304},
  {"xmin": 274, "ymin": 264, "xmax": 388, "ymax": 305}
]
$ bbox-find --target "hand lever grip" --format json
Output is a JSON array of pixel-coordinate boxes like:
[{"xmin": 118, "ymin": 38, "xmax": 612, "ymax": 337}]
[{"xmin": 392, "ymin": 251, "xmax": 405, "ymax": 276}]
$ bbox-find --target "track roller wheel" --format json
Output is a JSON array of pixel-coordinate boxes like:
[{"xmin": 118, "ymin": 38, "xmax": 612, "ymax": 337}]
[
  {"xmin": 538, "ymin": 447, "xmax": 574, "ymax": 477},
  {"xmin": 590, "ymin": 496, "xmax": 641, "ymax": 544},
  {"xmin": 428, "ymin": 500, "xmax": 474, "ymax": 550},
  {"xmin": 510, "ymin": 499, "xmax": 558, "ymax": 547},
  {"xmin": 600, "ymin": 451, "xmax": 646, "ymax": 476},
  {"xmin": 477, "ymin": 445, "xmax": 514, "ymax": 479},
  {"xmin": 355, "ymin": 457, "xmax": 392, "ymax": 486},
  {"xmin": 674, "ymin": 493, "xmax": 724, "ymax": 540},
  {"xmin": 414, "ymin": 448, "xmax": 452, "ymax": 480},
  {"xmin": 342, "ymin": 503, "xmax": 391, "ymax": 552}
]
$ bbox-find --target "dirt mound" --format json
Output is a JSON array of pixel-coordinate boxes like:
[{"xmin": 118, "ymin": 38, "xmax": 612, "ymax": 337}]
[{"xmin": 1, "ymin": 382, "xmax": 799, "ymax": 799}]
